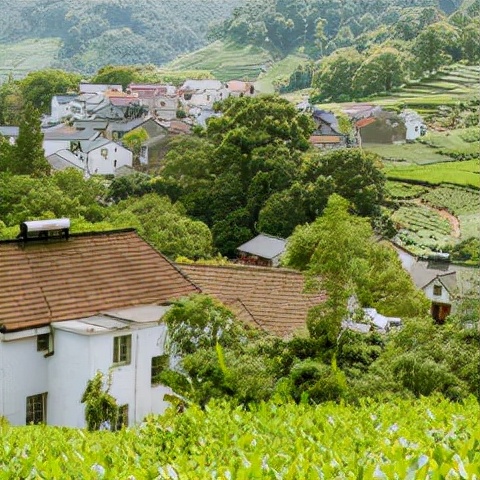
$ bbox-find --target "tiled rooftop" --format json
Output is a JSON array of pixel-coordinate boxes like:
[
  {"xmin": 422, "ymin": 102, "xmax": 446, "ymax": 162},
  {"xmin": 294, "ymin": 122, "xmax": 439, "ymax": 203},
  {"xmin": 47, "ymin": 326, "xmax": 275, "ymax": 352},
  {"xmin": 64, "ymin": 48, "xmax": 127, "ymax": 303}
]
[
  {"xmin": 0, "ymin": 230, "xmax": 198, "ymax": 332},
  {"xmin": 177, "ymin": 263, "xmax": 326, "ymax": 337}
]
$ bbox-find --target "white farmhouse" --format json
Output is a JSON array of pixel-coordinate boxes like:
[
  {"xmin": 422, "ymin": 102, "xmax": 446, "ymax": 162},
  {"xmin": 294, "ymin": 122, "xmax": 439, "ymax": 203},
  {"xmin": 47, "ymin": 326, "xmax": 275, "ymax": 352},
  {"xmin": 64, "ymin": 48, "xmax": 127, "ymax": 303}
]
[
  {"xmin": 50, "ymin": 94, "xmax": 77, "ymax": 123},
  {"xmin": 0, "ymin": 225, "xmax": 198, "ymax": 427},
  {"xmin": 399, "ymin": 109, "xmax": 426, "ymax": 142},
  {"xmin": 80, "ymin": 138, "xmax": 133, "ymax": 175}
]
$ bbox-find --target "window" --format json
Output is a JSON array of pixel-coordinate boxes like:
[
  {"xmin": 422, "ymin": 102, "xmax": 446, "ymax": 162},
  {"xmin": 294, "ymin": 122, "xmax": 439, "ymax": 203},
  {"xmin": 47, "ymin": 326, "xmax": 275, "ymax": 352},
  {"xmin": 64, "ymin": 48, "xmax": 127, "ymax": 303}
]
[
  {"xmin": 37, "ymin": 333, "xmax": 50, "ymax": 352},
  {"xmin": 101, "ymin": 148, "xmax": 108, "ymax": 158},
  {"xmin": 433, "ymin": 285, "xmax": 442, "ymax": 296},
  {"xmin": 115, "ymin": 404, "xmax": 129, "ymax": 430},
  {"xmin": 113, "ymin": 335, "xmax": 132, "ymax": 365},
  {"xmin": 151, "ymin": 355, "xmax": 169, "ymax": 386},
  {"xmin": 26, "ymin": 393, "xmax": 47, "ymax": 424}
]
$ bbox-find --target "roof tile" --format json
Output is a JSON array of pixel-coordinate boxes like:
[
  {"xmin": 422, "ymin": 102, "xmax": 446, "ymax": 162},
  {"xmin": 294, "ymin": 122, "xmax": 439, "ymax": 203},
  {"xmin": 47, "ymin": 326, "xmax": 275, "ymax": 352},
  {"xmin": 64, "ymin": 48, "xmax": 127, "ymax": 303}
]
[{"xmin": 0, "ymin": 231, "xmax": 198, "ymax": 332}]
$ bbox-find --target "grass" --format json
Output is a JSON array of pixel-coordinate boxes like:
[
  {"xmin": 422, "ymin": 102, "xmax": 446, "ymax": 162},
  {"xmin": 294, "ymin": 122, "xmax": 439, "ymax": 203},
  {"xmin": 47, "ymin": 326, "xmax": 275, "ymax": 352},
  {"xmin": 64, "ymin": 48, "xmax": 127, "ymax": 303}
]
[
  {"xmin": 384, "ymin": 159, "xmax": 480, "ymax": 188},
  {"xmin": 365, "ymin": 143, "xmax": 454, "ymax": 165},
  {"xmin": 418, "ymin": 128, "xmax": 480, "ymax": 158},
  {"xmin": 165, "ymin": 40, "xmax": 273, "ymax": 82},
  {"xmin": 254, "ymin": 54, "xmax": 309, "ymax": 94},
  {"xmin": 0, "ymin": 38, "xmax": 61, "ymax": 82}
]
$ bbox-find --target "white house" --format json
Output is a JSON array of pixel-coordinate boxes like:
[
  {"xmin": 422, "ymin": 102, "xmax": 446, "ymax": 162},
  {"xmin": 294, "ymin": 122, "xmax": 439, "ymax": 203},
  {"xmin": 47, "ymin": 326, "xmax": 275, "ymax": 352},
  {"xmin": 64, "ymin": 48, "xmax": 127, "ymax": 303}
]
[
  {"xmin": 179, "ymin": 79, "xmax": 226, "ymax": 109},
  {"xmin": 399, "ymin": 109, "xmax": 427, "ymax": 142},
  {"xmin": 80, "ymin": 138, "xmax": 133, "ymax": 175},
  {"xmin": 50, "ymin": 94, "xmax": 77, "ymax": 123},
  {"xmin": 0, "ymin": 226, "xmax": 198, "ymax": 427},
  {"xmin": 42, "ymin": 124, "xmax": 100, "ymax": 156}
]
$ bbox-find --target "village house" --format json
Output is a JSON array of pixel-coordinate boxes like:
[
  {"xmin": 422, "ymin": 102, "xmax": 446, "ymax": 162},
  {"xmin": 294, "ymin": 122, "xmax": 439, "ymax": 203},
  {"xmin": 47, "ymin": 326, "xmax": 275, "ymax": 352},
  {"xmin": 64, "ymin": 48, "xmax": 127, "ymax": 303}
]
[
  {"xmin": 399, "ymin": 109, "xmax": 427, "ymax": 142},
  {"xmin": 236, "ymin": 233, "xmax": 287, "ymax": 267},
  {"xmin": 127, "ymin": 84, "xmax": 177, "ymax": 120},
  {"xmin": 50, "ymin": 94, "xmax": 78, "ymax": 123},
  {"xmin": 393, "ymin": 243, "xmax": 477, "ymax": 322},
  {"xmin": 354, "ymin": 111, "xmax": 407, "ymax": 146},
  {"xmin": 0, "ymin": 222, "xmax": 198, "ymax": 427},
  {"xmin": 224, "ymin": 80, "xmax": 255, "ymax": 98},
  {"xmin": 178, "ymin": 79, "xmax": 226, "ymax": 109},
  {"xmin": 178, "ymin": 263, "xmax": 326, "ymax": 338},
  {"xmin": 79, "ymin": 83, "xmax": 123, "ymax": 94}
]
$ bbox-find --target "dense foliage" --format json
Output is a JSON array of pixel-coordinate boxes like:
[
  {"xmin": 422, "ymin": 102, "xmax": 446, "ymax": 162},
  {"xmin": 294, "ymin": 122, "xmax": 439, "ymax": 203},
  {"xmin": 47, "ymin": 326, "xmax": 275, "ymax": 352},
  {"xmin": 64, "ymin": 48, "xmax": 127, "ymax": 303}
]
[
  {"xmin": 156, "ymin": 96, "xmax": 386, "ymax": 255},
  {"xmin": 0, "ymin": 0, "xmax": 243, "ymax": 72},
  {"xmin": 2, "ymin": 396, "xmax": 479, "ymax": 477}
]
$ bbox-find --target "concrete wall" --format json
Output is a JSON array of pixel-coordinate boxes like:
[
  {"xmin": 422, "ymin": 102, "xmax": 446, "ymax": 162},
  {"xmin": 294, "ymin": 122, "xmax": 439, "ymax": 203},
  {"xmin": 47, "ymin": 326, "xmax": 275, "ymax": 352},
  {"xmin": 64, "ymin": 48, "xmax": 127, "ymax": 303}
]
[
  {"xmin": 1, "ymin": 323, "xmax": 172, "ymax": 427},
  {"xmin": 0, "ymin": 328, "xmax": 50, "ymax": 425}
]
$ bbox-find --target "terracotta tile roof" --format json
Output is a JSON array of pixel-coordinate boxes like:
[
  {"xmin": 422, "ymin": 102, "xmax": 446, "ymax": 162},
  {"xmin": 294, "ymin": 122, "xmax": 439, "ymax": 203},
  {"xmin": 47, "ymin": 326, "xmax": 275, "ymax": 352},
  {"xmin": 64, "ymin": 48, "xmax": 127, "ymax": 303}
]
[
  {"xmin": 309, "ymin": 135, "xmax": 342, "ymax": 144},
  {"xmin": 355, "ymin": 117, "xmax": 376, "ymax": 128},
  {"xmin": 0, "ymin": 230, "xmax": 198, "ymax": 332},
  {"xmin": 177, "ymin": 263, "xmax": 326, "ymax": 337}
]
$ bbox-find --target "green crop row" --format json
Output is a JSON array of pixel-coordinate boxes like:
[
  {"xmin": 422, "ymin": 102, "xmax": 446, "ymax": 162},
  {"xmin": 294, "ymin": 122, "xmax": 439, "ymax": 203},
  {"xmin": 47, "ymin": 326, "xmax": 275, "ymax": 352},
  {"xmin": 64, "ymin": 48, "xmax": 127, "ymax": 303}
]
[
  {"xmin": 422, "ymin": 186, "xmax": 480, "ymax": 215},
  {"xmin": 1, "ymin": 396, "xmax": 480, "ymax": 479},
  {"xmin": 385, "ymin": 159, "xmax": 480, "ymax": 188}
]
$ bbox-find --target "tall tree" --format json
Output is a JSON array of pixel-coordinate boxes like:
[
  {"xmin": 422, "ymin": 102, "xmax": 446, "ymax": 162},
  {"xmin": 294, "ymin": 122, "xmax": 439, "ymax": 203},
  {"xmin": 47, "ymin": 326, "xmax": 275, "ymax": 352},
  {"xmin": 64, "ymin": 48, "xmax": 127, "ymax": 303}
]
[
  {"xmin": 352, "ymin": 46, "xmax": 406, "ymax": 96},
  {"xmin": 20, "ymin": 69, "xmax": 80, "ymax": 114},
  {"xmin": 13, "ymin": 104, "xmax": 50, "ymax": 176},
  {"xmin": 312, "ymin": 47, "xmax": 364, "ymax": 101},
  {"xmin": 413, "ymin": 21, "xmax": 459, "ymax": 75}
]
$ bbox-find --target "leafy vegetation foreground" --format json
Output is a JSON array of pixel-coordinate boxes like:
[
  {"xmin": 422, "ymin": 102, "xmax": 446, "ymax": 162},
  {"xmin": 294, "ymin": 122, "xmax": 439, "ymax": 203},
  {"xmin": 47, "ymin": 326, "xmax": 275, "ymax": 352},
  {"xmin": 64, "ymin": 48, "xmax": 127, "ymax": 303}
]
[{"xmin": 2, "ymin": 396, "xmax": 479, "ymax": 479}]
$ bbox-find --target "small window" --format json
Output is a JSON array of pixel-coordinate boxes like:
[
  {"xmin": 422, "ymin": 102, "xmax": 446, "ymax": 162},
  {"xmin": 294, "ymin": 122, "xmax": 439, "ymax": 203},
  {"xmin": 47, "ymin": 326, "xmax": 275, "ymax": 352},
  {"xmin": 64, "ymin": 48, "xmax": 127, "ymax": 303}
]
[
  {"xmin": 433, "ymin": 285, "xmax": 442, "ymax": 296},
  {"xmin": 151, "ymin": 355, "xmax": 169, "ymax": 386},
  {"xmin": 101, "ymin": 148, "xmax": 108, "ymax": 158},
  {"xmin": 26, "ymin": 393, "xmax": 47, "ymax": 424},
  {"xmin": 116, "ymin": 404, "xmax": 129, "ymax": 430},
  {"xmin": 113, "ymin": 335, "xmax": 132, "ymax": 365},
  {"xmin": 114, "ymin": 160, "xmax": 117, "ymax": 168},
  {"xmin": 37, "ymin": 333, "xmax": 50, "ymax": 352}
]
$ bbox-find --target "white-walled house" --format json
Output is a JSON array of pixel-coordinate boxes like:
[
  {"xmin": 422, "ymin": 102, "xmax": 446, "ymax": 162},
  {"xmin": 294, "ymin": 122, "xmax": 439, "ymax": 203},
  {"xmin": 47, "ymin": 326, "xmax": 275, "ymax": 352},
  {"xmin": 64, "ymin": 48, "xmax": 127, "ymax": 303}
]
[
  {"xmin": 399, "ymin": 109, "xmax": 426, "ymax": 142},
  {"xmin": 50, "ymin": 94, "xmax": 77, "ymax": 123},
  {"xmin": 0, "ymin": 227, "xmax": 198, "ymax": 427},
  {"xmin": 80, "ymin": 138, "xmax": 133, "ymax": 175}
]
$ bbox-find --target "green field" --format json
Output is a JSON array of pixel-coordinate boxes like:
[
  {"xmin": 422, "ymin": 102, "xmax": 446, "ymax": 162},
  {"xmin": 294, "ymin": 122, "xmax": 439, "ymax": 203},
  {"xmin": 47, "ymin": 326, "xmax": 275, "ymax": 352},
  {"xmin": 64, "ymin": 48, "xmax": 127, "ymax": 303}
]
[
  {"xmin": 373, "ymin": 65, "xmax": 480, "ymax": 115},
  {"xmin": 254, "ymin": 54, "xmax": 309, "ymax": 94},
  {"xmin": 0, "ymin": 38, "xmax": 61, "ymax": 82},
  {"xmin": 384, "ymin": 159, "xmax": 480, "ymax": 188},
  {"xmin": 392, "ymin": 203, "xmax": 453, "ymax": 252},
  {"xmin": 365, "ymin": 142, "xmax": 454, "ymax": 165},
  {"xmin": 166, "ymin": 41, "xmax": 273, "ymax": 82},
  {"xmin": 1, "ymin": 397, "xmax": 480, "ymax": 478}
]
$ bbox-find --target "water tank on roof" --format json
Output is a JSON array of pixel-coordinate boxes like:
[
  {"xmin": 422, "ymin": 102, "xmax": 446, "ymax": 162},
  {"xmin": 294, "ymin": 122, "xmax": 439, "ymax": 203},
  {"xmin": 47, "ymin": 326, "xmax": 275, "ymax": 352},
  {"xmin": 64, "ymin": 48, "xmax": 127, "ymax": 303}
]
[{"xmin": 19, "ymin": 218, "xmax": 70, "ymax": 240}]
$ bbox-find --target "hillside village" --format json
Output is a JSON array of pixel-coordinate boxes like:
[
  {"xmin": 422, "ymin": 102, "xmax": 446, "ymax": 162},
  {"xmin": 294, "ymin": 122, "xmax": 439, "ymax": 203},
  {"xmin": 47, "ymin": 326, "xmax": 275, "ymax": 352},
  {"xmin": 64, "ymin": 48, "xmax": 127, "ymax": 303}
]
[
  {"xmin": 0, "ymin": 67, "xmax": 479, "ymax": 430},
  {"xmin": 1, "ymin": 79, "xmax": 428, "ymax": 177}
]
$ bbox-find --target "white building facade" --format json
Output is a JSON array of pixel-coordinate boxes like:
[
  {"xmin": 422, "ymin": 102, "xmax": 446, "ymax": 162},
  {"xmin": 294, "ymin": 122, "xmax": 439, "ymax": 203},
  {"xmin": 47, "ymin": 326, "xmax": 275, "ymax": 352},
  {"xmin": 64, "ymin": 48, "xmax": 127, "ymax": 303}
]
[{"xmin": 0, "ymin": 305, "xmax": 173, "ymax": 428}]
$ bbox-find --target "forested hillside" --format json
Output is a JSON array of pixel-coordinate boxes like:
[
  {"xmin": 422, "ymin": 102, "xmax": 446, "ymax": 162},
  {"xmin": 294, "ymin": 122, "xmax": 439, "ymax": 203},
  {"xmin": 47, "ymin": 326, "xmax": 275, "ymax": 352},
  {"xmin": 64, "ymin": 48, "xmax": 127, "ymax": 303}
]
[
  {"xmin": 0, "ymin": 0, "xmax": 244, "ymax": 73},
  {"xmin": 1, "ymin": 0, "xmax": 478, "ymax": 77}
]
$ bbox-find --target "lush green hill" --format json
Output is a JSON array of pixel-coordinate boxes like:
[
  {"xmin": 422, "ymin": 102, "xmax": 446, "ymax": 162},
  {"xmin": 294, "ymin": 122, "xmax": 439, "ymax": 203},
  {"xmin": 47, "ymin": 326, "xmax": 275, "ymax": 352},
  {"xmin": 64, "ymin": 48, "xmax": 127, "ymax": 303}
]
[
  {"xmin": 0, "ymin": 0, "xmax": 244, "ymax": 74},
  {"xmin": 2, "ymin": 397, "xmax": 479, "ymax": 478}
]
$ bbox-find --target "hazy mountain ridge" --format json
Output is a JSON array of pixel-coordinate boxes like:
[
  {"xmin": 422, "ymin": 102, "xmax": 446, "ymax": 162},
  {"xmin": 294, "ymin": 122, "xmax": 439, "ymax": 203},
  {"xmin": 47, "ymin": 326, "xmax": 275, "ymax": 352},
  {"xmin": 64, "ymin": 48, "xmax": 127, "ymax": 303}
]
[{"xmin": 0, "ymin": 0, "xmax": 245, "ymax": 72}]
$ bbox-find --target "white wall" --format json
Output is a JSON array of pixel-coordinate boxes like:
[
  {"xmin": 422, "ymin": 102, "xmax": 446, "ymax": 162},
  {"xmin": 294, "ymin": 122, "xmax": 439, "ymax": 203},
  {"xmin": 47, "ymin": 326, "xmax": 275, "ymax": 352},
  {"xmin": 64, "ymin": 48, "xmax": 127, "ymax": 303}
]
[
  {"xmin": 424, "ymin": 281, "xmax": 451, "ymax": 304},
  {"xmin": 1, "ymin": 322, "xmax": 172, "ymax": 427},
  {"xmin": 48, "ymin": 324, "xmax": 171, "ymax": 427},
  {"xmin": 88, "ymin": 144, "xmax": 133, "ymax": 175},
  {"xmin": 51, "ymin": 99, "xmax": 72, "ymax": 123},
  {"xmin": 0, "ymin": 330, "xmax": 50, "ymax": 425}
]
